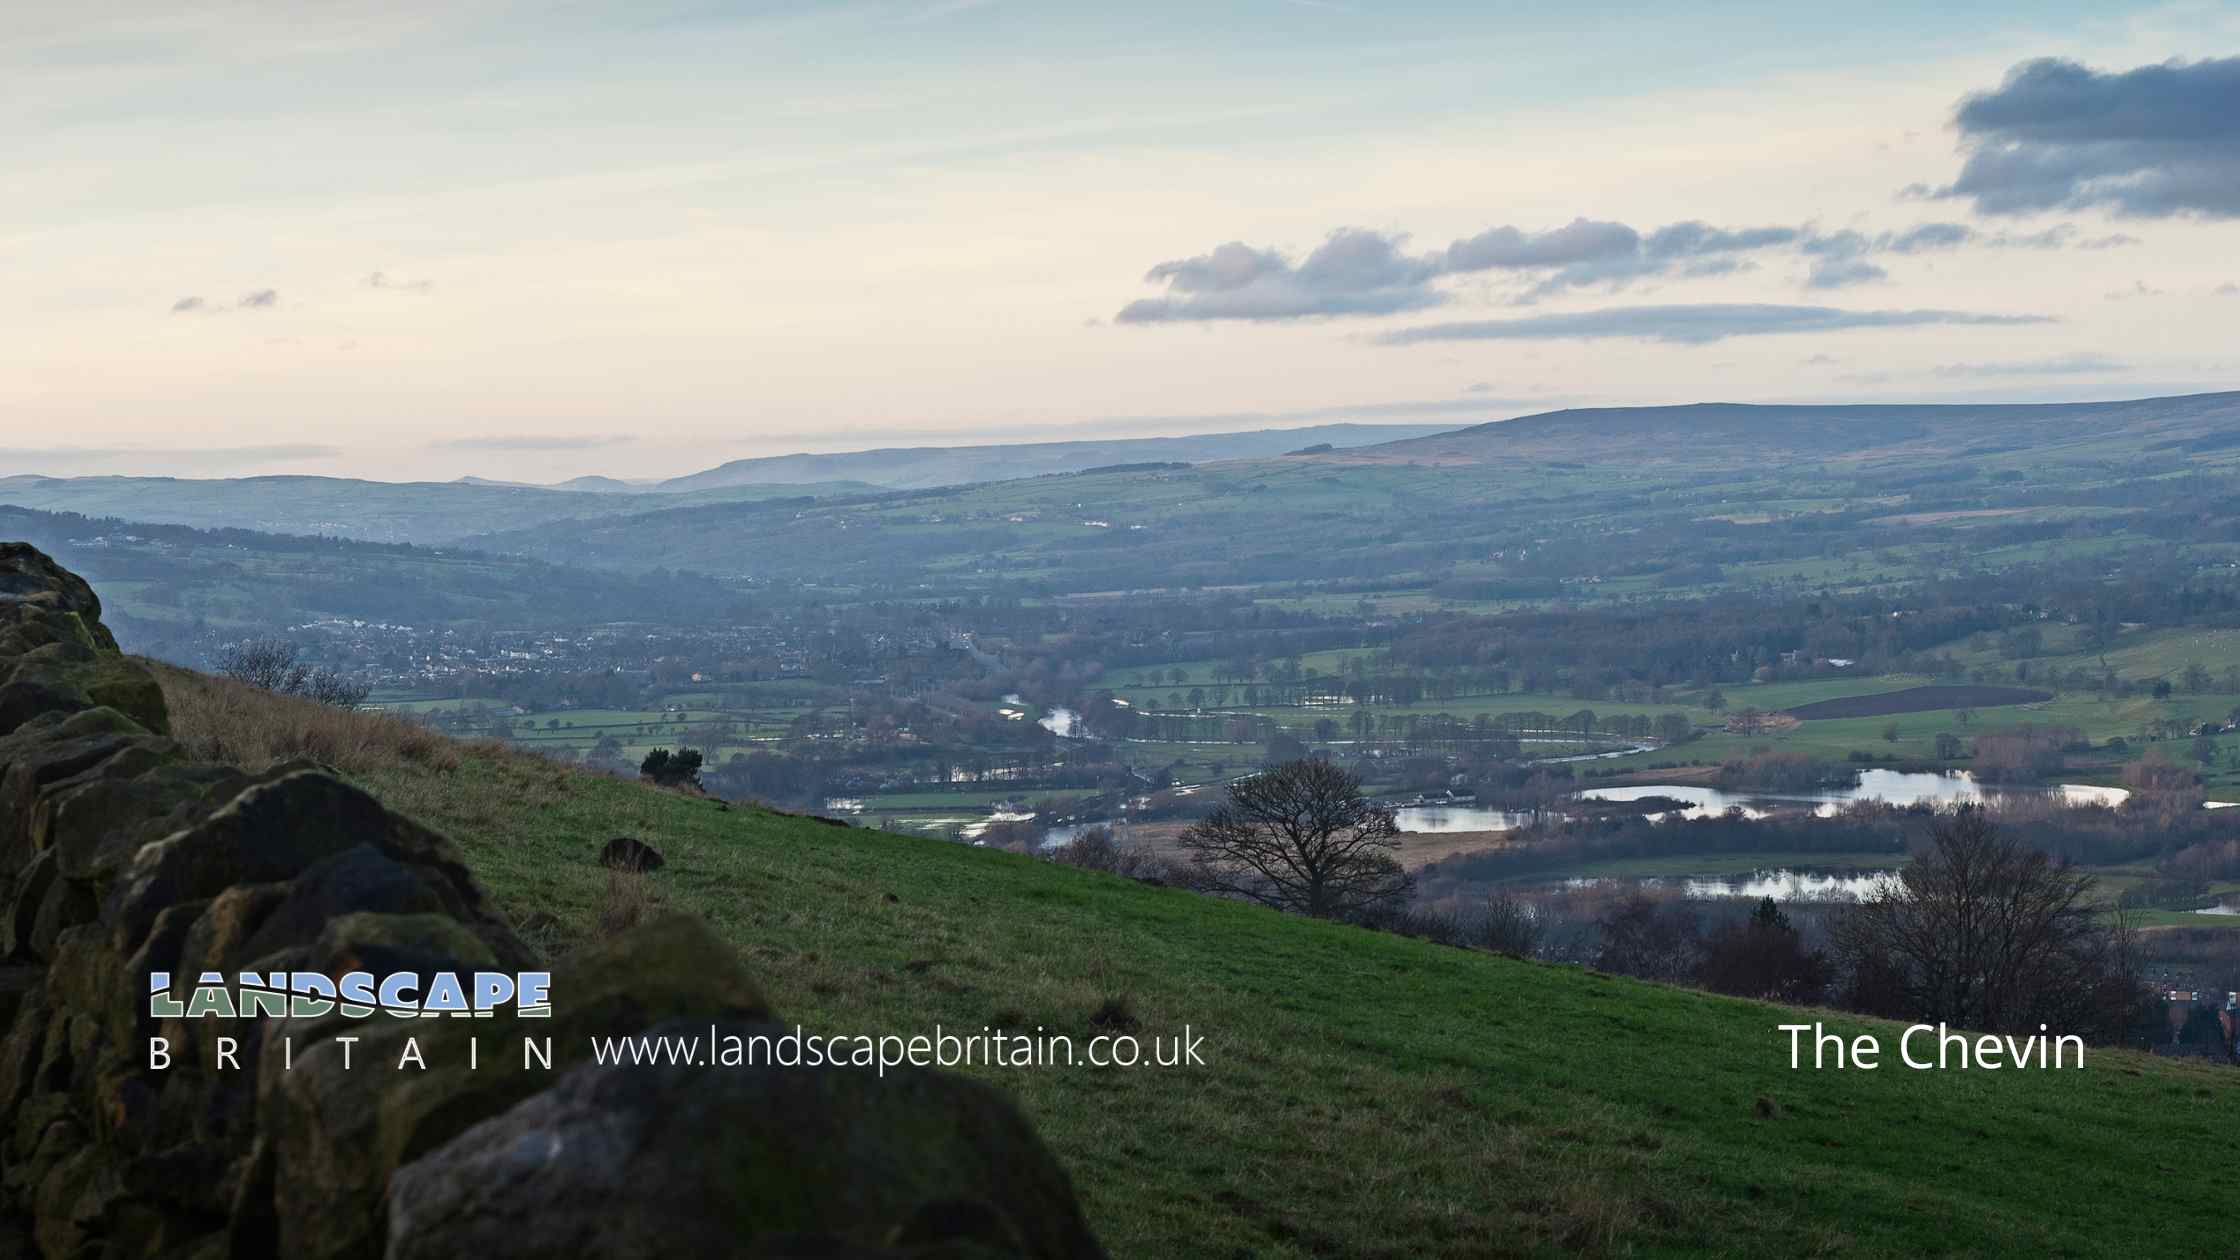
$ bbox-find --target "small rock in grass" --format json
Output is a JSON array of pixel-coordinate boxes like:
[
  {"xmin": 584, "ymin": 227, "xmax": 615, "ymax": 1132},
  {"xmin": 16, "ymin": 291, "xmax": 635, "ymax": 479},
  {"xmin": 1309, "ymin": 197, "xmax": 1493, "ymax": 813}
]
[{"xmin": 599, "ymin": 837, "xmax": 665, "ymax": 873}]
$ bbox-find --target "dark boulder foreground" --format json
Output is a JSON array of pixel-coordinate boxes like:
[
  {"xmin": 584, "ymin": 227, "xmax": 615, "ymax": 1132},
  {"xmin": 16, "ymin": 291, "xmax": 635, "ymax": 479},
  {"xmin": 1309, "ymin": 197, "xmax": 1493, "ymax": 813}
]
[{"xmin": 0, "ymin": 543, "xmax": 1104, "ymax": 1259}]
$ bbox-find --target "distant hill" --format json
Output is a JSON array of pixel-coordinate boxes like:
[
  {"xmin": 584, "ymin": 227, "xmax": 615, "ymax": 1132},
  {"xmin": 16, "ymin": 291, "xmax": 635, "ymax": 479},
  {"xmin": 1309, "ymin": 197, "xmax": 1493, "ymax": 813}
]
[
  {"xmin": 457, "ymin": 474, "xmax": 656, "ymax": 492},
  {"xmin": 17, "ymin": 394, "xmax": 2235, "ymax": 553},
  {"xmin": 0, "ymin": 424, "xmax": 1455, "ymax": 542},
  {"xmin": 459, "ymin": 389, "xmax": 2240, "ymax": 588},
  {"xmin": 1328, "ymin": 391, "xmax": 2240, "ymax": 467},
  {"xmin": 655, "ymin": 423, "xmax": 1462, "ymax": 492},
  {"xmin": 0, "ymin": 474, "xmax": 867, "ymax": 545},
  {"xmin": 552, "ymin": 474, "xmax": 647, "ymax": 492}
]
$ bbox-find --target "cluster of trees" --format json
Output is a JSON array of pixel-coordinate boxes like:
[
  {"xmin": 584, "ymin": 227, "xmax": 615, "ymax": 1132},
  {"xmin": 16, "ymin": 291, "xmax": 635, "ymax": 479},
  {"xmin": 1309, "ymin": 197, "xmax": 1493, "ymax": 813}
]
[
  {"xmin": 216, "ymin": 639, "xmax": 369, "ymax": 708},
  {"xmin": 1458, "ymin": 809, "xmax": 2152, "ymax": 1044},
  {"xmin": 1567, "ymin": 894, "xmax": 1834, "ymax": 1002},
  {"xmin": 1831, "ymin": 809, "xmax": 2145, "ymax": 1042},
  {"xmin": 638, "ymin": 747, "xmax": 704, "ymax": 789},
  {"xmin": 1970, "ymin": 724, "xmax": 2086, "ymax": 781}
]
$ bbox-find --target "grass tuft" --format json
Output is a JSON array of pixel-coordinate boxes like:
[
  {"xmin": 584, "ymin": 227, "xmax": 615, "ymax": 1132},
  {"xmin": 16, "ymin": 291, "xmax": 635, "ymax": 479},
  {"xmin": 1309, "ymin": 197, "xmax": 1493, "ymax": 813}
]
[
  {"xmin": 145, "ymin": 658, "xmax": 467, "ymax": 776},
  {"xmin": 598, "ymin": 868, "xmax": 655, "ymax": 937}
]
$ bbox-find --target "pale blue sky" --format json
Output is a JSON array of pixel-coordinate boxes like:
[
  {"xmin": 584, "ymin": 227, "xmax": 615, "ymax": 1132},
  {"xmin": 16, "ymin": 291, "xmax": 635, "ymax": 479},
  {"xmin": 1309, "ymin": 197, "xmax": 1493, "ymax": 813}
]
[{"xmin": 4, "ymin": 1, "xmax": 2237, "ymax": 480}]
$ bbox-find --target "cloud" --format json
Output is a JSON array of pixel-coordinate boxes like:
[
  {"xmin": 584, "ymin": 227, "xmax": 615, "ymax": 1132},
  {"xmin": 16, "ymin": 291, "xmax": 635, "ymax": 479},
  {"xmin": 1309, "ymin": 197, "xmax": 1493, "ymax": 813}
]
[
  {"xmin": 1441, "ymin": 218, "xmax": 1637, "ymax": 269},
  {"xmin": 2078, "ymin": 233, "xmax": 2140, "ymax": 249},
  {"xmin": 1116, "ymin": 230, "xmax": 1445, "ymax": 322},
  {"xmin": 1370, "ymin": 303, "xmax": 2054, "ymax": 346},
  {"xmin": 1884, "ymin": 222, "xmax": 1973, "ymax": 253},
  {"xmin": 1111, "ymin": 206, "xmax": 2087, "ymax": 318},
  {"xmin": 169, "ymin": 290, "xmax": 281, "ymax": 314},
  {"xmin": 1117, "ymin": 212, "xmax": 2086, "ymax": 321},
  {"xmin": 431, "ymin": 435, "xmax": 636, "ymax": 452},
  {"xmin": 1806, "ymin": 258, "xmax": 1889, "ymax": 290},
  {"xmin": 1444, "ymin": 217, "xmax": 1800, "ymax": 298},
  {"xmin": 1983, "ymin": 225, "xmax": 2075, "ymax": 248},
  {"xmin": 1932, "ymin": 56, "xmax": 2240, "ymax": 217},
  {"xmin": 365, "ymin": 271, "xmax": 433, "ymax": 293},
  {"xmin": 1930, "ymin": 352, "xmax": 2131, "ymax": 377},
  {"xmin": 1791, "ymin": 219, "xmax": 2076, "ymax": 288}
]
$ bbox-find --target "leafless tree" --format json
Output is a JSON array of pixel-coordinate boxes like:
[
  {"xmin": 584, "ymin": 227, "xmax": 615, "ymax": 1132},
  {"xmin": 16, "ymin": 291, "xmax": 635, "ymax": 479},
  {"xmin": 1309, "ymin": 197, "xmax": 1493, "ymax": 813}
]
[
  {"xmin": 1483, "ymin": 889, "xmax": 1543, "ymax": 956},
  {"xmin": 1178, "ymin": 758, "xmax": 1411, "ymax": 918},
  {"xmin": 1833, "ymin": 805, "xmax": 2145, "ymax": 1039},
  {"xmin": 216, "ymin": 638, "xmax": 370, "ymax": 708}
]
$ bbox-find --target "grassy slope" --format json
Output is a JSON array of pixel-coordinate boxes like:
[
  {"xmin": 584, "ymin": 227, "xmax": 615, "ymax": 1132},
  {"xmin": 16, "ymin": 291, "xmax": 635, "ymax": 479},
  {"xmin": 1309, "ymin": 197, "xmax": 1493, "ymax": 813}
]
[{"xmin": 355, "ymin": 750, "xmax": 2235, "ymax": 1258}]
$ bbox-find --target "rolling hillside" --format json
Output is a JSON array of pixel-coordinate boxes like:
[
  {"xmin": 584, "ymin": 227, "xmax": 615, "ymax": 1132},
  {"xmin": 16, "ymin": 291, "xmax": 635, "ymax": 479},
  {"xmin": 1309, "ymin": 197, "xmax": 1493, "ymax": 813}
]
[
  {"xmin": 0, "ymin": 474, "xmax": 870, "ymax": 545},
  {"xmin": 162, "ymin": 671, "xmax": 2240, "ymax": 1259},
  {"xmin": 0, "ymin": 424, "xmax": 1457, "ymax": 544},
  {"xmin": 454, "ymin": 391, "xmax": 2240, "ymax": 594},
  {"xmin": 654, "ymin": 422, "xmax": 1461, "ymax": 492},
  {"xmin": 1327, "ymin": 391, "xmax": 2240, "ymax": 468}
]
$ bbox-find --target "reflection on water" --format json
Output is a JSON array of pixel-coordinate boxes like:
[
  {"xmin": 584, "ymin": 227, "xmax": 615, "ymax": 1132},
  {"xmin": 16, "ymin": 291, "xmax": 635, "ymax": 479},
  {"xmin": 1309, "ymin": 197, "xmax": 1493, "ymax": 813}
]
[
  {"xmin": 1395, "ymin": 771, "xmax": 2132, "ymax": 835},
  {"xmin": 1561, "ymin": 868, "xmax": 1901, "ymax": 901},
  {"xmin": 1683, "ymin": 869, "xmax": 1899, "ymax": 899},
  {"xmin": 1397, "ymin": 770, "xmax": 2131, "ymax": 835},
  {"xmin": 1394, "ymin": 805, "xmax": 1538, "ymax": 833},
  {"xmin": 1579, "ymin": 770, "xmax": 2128, "ymax": 818},
  {"xmin": 1039, "ymin": 820, "xmax": 1110, "ymax": 850},
  {"xmin": 1571, "ymin": 785, "xmax": 1769, "ymax": 820}
]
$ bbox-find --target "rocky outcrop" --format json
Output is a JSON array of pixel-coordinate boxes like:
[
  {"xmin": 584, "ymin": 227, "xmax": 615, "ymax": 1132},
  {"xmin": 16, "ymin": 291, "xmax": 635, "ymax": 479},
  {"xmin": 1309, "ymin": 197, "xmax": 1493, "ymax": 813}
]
[{"xmin": 0, "ymin": 543, "xmax": 1104, "ymax": 1260}]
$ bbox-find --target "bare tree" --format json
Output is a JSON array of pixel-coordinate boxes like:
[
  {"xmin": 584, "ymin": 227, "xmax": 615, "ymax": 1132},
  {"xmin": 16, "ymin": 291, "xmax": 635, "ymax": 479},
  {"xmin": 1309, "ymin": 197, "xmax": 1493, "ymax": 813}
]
[
  {"xmin": 1178, "ymin": 758, "xmax": 1411, "ymax": 918},
  {"xmin": 216, "ymin": 638, "xmax": 370, "ymax": 708},
  {"xmin": 1833, "ymin": 805, "xmax": 2145, "ymax": 1040},
  {"xmin": 216, "ymin": 639, "xmax": 303, "ymax": 692},
  {"xmin": 1482, "ymin": 889, "xmax": 1543, "ymax": 957},
  {"xmin": 1594, "ymin": 892, "xmax": 1701, "ymax": 983}
]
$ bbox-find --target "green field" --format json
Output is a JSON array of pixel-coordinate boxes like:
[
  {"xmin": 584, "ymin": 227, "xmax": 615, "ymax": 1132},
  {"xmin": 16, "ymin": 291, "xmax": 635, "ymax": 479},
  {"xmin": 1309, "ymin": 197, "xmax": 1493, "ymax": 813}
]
[
  {"xmin": 356, "ymin": 748, "xmax": 2240, "ymax": 1258},
  {"xmin": 1093, "ymin": 656, "xmax": 2240, "ymax": 793}
]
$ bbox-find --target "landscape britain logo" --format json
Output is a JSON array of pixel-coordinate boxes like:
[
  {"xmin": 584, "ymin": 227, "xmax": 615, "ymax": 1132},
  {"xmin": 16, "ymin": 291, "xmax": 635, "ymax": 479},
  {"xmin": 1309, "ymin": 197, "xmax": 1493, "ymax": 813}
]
[
  {"xmin": 146, "ymin": 969, "xmax": 555, "ymax": 1074},
  {"xmin": 150, "ymin": 969, "xmax": 553, "ymax": 1020}
]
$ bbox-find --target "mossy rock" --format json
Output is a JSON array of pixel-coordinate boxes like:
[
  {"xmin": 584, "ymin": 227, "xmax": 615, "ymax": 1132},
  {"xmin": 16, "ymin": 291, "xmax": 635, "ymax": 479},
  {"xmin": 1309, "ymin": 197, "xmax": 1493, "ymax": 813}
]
[
  {"xmin": 387, "ymin": 1016, "xmax": 1107, "ymax": 1260},
  {"xmin": 0, "ymin": 714, "xmax": 167, "ymax": 882},
  {"xmin": 106, "ymin": 769, "xmax": 514, "ymax": 957},
  {"xmin": 38, "ymin": 758, "xmax": 244, "ymax": 888},
  {"xmin": 258, "ymin": 913, "xmax": 769, "ymax": 1259},
  {"xmin": 0, "ymin": 543, "xmax": 120, "ymax": 656},
  {"xmin": 76, "ymin": 654, "xmax": 168, "ymax": 737}
]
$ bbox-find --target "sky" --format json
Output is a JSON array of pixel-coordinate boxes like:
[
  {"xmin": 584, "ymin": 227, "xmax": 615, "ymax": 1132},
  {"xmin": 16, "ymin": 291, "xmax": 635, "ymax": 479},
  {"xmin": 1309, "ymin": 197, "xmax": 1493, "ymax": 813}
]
[{"xmin": 4, "ymin": 0, "xmax": 2238, "ymax": 483}]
